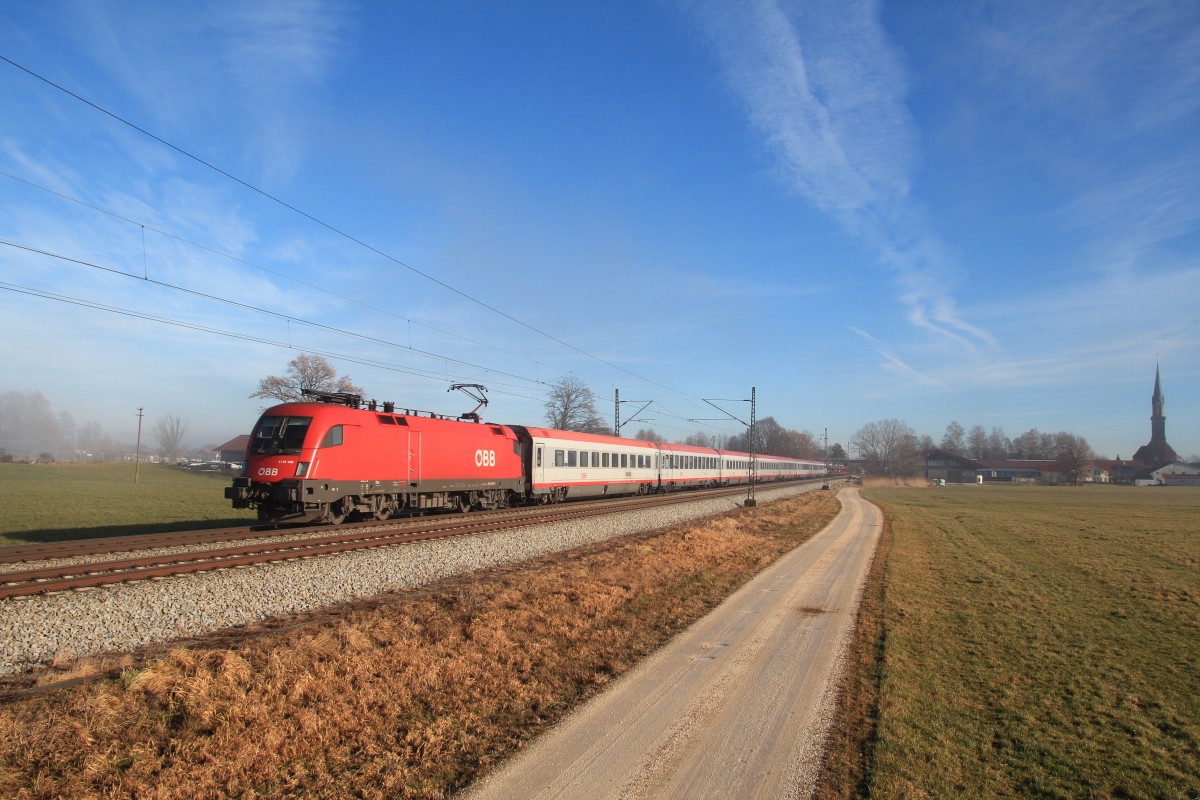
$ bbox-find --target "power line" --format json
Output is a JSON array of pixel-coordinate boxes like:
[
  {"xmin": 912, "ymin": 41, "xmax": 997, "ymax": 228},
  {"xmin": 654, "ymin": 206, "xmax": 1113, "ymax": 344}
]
[
  {"xmin": 0, "ymin": 168, "xmax": 564, "ymax": 375},
  {"xmin": 0, "ymin": 238, "xmax": 544, "ymax": 388},
  {"xmin": 1, "ymin": 54, "xmax": 694, "ymax": 399},
  {"xmin": 0, "ymin": 280, "xmax": 544, "ymax": 403}
]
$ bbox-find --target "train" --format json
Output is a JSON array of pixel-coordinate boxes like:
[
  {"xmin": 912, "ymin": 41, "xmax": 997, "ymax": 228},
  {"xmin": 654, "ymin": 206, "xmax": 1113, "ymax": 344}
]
[{"xmin": 225, "ymin": 390, "xmax": 828, "ymax": 523}]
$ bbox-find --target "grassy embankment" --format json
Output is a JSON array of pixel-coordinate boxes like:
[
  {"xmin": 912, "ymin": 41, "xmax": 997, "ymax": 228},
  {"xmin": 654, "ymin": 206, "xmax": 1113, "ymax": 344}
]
[
  {"xmin": 0, "ymin": 468, "xmax": 840, "ymax": 798},
  {"xmin": 0, "ymin": 462, "xmax": 256, "ymax": 544},
  {"xmin": 816, "ymin": 484, "xmax": 1200, "ymax": 800}
]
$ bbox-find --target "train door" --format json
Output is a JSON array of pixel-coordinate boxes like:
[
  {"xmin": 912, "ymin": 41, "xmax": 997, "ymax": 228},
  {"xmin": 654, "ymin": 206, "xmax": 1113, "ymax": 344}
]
[
  {"xmin": 534, "ymin": 443, "xmax": 545, "ymax": 486},
  {"xmin": 408, "ymin": 431, "xmax": 421, "ymax": 486}
]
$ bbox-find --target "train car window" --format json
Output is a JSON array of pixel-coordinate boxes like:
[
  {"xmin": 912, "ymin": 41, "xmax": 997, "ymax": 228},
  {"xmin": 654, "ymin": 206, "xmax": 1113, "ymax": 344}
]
[
  {"xmin": 537, "ymin": 449, "xmax": 543, "ymax": 467},
  {"xmin": 320, "ymin": 426, "xmax": 344, "ymax": 448},
  {"xmin": 555, "ymin": 450, "xmax": 565, "ymax": 467},
  {"xmin": 620, "ymin": 453, "xmax": 628, "ymax": 468},
  {"xmin": 252, "ymin": 416, "xmax": 312, "ymax": 455},
  {"xmin": 567, "ymin": 451, "xmax": 578, "ymax": 468},
  {"xmin": 602, "ymin": 453, "xmax": 610, "ymax": 467}
]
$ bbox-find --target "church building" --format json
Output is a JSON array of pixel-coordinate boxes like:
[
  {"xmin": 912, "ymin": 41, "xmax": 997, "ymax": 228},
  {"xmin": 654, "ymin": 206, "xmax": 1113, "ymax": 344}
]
[{"xmin": 1132, "ymin": 364, "xmax": 1178, "ymax": 471}]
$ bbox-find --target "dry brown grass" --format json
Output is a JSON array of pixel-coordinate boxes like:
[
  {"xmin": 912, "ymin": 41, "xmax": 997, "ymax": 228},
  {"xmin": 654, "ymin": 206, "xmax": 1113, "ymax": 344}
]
[
  {"xmin": 0, "ymin": 490, "xmax": 839, "ymax": 799},
  {"xmin": 858, "ymin": 476, "xmax": 928, "ymax": 489}
]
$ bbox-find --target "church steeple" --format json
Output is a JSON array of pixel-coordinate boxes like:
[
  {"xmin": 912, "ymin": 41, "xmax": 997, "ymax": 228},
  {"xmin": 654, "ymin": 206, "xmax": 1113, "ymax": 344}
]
[
  {"xmin": 1151, "ymin": 363, "xmax": 1167, "ymax": 443},
  {"xmin": 1134, "ymin": 363, "xmax": 1177, "ymax": 471}
]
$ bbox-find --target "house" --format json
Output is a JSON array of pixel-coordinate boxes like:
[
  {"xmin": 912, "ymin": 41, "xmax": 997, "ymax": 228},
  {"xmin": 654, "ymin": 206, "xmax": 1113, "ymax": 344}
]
[
  {"xmin": 1092, "ymin": 459, "xmax": 1140, "ymax": 485},
  {"xmin": 924, "ymin": 449, "xmax": 981, "ymax": 484},
  {"xmin": 1150, "ymin": 462, "xmax": 1200, "ymax": 487},
  {"xmin": 976, "ymin": 459, "xmax": 1071, "ymax": 485},
  {"xmin": 213, "ymin": 435, "xmax": 251, "ymax": 463}
]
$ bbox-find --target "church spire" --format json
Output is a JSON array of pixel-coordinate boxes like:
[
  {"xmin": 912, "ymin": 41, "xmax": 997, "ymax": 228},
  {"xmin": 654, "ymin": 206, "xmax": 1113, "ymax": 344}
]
[{"xmin": 1152, "ymin": 362, "xmax": 1164, "ymax": 418}]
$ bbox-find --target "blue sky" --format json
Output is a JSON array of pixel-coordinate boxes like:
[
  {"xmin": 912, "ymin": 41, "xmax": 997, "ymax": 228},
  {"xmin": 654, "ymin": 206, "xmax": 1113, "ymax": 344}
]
[{"xmin": 2, "ymin": 0, "xmax": 1197, "ymax": 459}]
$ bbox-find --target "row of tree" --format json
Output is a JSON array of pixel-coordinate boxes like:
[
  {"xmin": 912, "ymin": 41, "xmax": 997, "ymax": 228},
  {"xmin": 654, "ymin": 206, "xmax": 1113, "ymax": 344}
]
[
  {"xmin": 851, "ymin": 418, "xmax": 1097, "ymax": 484},
  {"xmin": 937, "ymin": 421, "xmax": 1087, "ymax": 461},
  {"xmin": 0, "ymin": 390, "xmax": 191, "ymax": 461}
]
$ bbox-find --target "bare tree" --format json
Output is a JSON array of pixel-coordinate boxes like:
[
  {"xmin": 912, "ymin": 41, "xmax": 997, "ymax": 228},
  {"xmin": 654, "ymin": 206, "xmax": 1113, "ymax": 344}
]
[
  {"xmin": 634, "ymin": 428, "xmax": 665, "ymax": 442},
  {"xmin": 940, "ymin": 421, "xmax": 965, "ymax": 455},
  {"xmin": 544, "ymin": 376, "xmax": 608, "ymax": 433},
  {"xmin": 0, "ymin": 390, "xmax": 66, "ymax": 455},
  {"xmin": 684, "ymin": 432, "xmax": 713, "ymax": 447},
  {"xmin": 986, "ymin": 427, "xmax": 1012, "ymax": 459},
  {"xmin": 851, "ymin": 419, "xmax": 921, "ymax": 478},
  {"xmin": 1012, "ymin": 428, "xmax": 1058, "ymax": 459},
  {"xmin": 76, "ymin": 421, "xmax": 115, "ymax": 454},
  {"xmin": 967, "ymin": 425, "xmax": 987, "ymax": 460},
  {"xmin": 251, "ymin": 354, "xmax": 363, "ymax": 402},
  {"xmin": 154, "ymin": 414, "xmax": 190, "ymax": 460},
  {"xmin": 1054, "ymin": 432, "xmax": 1095, "ymax": 485}
]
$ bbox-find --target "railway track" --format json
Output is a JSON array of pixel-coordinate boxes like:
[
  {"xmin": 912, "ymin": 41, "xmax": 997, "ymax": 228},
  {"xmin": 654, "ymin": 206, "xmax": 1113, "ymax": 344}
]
[{"xmin": 0, "ymin": 485, "xmax": 763, "ymax": 600}]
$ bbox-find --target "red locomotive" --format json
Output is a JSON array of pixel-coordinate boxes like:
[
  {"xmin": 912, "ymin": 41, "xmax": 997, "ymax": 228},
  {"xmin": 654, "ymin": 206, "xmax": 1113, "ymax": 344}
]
[{"xmin": 226, "ymin": 389, "xmax": 827, "ymax": 523}]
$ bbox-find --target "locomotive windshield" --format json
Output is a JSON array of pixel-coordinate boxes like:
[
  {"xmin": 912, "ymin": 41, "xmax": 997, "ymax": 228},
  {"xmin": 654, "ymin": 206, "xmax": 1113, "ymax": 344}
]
[{"xmin": 252, "ymin": 415, "xmax": 312, "ymax": 455}]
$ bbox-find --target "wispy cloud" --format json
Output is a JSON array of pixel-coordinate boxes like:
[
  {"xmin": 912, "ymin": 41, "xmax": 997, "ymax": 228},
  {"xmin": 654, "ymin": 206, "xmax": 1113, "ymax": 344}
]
[
  {"xmin": 848, "ymin": 326, "xmax": 954, "ymax": 392},
  {"xmin": 685, "ymin": 0, "xmax": 993, "ymax": 351},
  {"xmin": 68, "ymin": 0, "xmax": 353, "ymax": 179}
]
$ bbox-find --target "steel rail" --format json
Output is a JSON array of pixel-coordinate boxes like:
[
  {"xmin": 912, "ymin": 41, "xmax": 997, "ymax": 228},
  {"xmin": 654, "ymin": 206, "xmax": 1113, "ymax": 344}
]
[
  {"xmin": 0, "ymin": 485, "xmax": 768, "ymax": 600},
  {"xmin": 0, "ymin": 481, "xmax": 785, "ymax": 565}
]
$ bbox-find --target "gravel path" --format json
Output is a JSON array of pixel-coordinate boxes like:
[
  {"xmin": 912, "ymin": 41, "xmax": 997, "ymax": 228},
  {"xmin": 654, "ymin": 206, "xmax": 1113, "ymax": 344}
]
[
  {"xmin": 460, "ymin": 487, "xmax": 882, "ymax": 800},
  {"xmin": 0, "ymin": 484, "xmax": 817, "ymax": 676}
]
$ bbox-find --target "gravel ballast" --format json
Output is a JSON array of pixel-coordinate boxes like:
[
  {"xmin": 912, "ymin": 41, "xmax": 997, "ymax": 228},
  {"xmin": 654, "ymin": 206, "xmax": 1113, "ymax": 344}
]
[{"xmin": 1, "ymin": 484, "xmax": 817, "ymax": 676}]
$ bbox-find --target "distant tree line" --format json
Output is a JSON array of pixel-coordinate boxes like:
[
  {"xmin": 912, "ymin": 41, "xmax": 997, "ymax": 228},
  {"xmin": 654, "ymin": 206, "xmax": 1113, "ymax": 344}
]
[
  {"xmin": 0, "ymin": 390, "xmax": 192, "ymax": 462},
  {"xmin": 850, "ymin": 418, "xmax": 1098, "ymax": 484}
]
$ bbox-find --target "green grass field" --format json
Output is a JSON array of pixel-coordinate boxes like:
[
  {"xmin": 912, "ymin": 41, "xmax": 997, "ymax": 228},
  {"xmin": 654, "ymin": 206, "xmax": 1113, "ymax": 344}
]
[
  {"xmin": 860, "ymin": 485, "xmax": 1199, "ymax": 799},
  {"xmin": 0, "ymin": 462, "xmax": 257, "ymax": 544}
]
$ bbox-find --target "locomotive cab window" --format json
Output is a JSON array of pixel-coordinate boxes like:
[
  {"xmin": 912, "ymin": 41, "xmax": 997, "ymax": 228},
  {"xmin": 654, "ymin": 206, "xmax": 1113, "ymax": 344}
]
[
  {"xmin": 320, "ymin": 426, "xmax": 343, "ymax": 448},
  {"xmin": 252, "ymin": 416, "xmax": 312, "ymax": 455}
]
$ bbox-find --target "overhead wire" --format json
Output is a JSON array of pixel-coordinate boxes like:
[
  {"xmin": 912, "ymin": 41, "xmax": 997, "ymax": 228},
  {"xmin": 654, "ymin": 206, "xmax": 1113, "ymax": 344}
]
[
  {"xmin": 0, "ymin": 280, "xmax": 544, "ymax": 403},
  {"xmin": 0, "ymin": 168, "xmax": 571, "ymax": 378},
  {"xmin": 0, "ymin": 238, "xmax": 542, "ymax": 394},
  {"xmin": 1, "ymin": 54, "xmax": 696, "ymax": 399}
]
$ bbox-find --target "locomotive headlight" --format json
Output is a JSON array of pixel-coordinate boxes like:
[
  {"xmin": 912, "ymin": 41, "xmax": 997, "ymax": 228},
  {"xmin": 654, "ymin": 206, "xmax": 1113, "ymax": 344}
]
[{"xmin": 295, "ymin": 462, "xmax": 310, "ymax": 477}]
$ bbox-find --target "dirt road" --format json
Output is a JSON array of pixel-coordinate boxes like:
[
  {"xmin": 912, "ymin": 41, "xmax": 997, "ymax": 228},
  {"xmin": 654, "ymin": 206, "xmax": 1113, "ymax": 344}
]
[{"xmin": 461, "ymin": 487, "xmax": 882, "ymax": 800}]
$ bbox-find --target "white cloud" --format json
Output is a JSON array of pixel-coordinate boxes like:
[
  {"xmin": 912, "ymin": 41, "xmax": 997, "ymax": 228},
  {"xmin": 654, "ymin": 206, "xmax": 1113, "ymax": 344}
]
[{"xmin": 685, "ymin": 0, "xmax": 994, "ymax": 351}]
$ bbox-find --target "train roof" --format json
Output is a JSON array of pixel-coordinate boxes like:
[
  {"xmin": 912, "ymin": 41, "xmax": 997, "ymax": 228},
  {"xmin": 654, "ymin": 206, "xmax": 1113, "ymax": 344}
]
[{"xmin": 514, "ymin": 426, "xmax": 659, "ymax": 448}]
